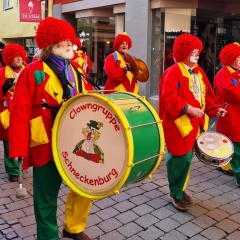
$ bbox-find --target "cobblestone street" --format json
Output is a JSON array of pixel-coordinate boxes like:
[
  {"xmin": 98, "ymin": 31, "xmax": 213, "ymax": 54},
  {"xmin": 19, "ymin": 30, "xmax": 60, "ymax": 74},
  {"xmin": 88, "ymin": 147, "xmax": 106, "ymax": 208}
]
[{"xmin": 0, "ymin": 141, "xmax": 240, "ymax": 240}]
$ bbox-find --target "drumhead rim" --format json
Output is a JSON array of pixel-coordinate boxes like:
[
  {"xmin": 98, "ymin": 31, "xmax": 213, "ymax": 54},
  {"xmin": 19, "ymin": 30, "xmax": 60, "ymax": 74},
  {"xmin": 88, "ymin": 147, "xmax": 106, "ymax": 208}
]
[{"xmin": 52, "ymin": 93, "xmax": 134, "ymax": 199}]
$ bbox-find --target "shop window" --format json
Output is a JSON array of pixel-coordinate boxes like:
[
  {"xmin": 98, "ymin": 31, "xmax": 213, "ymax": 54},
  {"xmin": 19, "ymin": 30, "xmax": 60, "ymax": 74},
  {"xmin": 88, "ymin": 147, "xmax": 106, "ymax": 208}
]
[
  {"xmin": 4, "ymin": 0, "xmax": 13, "ymax": 10},
  {"xmin": 77, "ymin": 16, "xmax": 115, "ymax": 86}
]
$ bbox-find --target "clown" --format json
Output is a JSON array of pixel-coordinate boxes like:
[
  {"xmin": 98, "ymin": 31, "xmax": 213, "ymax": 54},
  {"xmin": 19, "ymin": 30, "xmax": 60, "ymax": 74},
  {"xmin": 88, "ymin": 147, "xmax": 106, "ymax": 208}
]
[
  {"xmin": 159, "ymin": 33, "xmax": 227, "ymax": 211},
  {"xmin": 71, "ymin": 37, "xmax": 92, "ymax": 76},
  {"xmin": 0, "ymin": 43, "xmax": 26, "ymax": 182},
  {"xmin": 9, "ymin": 17, "xmax": 94, "ymax": 240},
  {"xmin": 214, "ymin": 42, "xmax": 240, "ymax": 187},
  {"xmin": 73, "ymin": 120, "xmax": 104, "ymax": 163},
  {"xmin": 104, "ymin": 32, "xmax": 139, "ymax": 94}
]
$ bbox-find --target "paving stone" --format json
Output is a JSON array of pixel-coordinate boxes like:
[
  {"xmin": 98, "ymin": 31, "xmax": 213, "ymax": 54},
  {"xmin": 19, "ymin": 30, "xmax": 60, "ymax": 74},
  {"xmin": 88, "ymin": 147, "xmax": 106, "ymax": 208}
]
[
  {"xmin": 134, "ymin": 214, "xmax": 159, "ymax": 229},
  {"xmin": 206, "ymin": 209, "xmax": 230, "ymax": 221},
  {"xmin": 215, "ymin": 184, "xmax": 234, "ymax": 192},
  {"xmin": 226, "ymin": 230, "xmax": 240, "ymax": 240},
  {"xmin": 155, "ymin": 218, "xmax": 180, "ymax": 233},
  {"xmin": 210, "ymin": 177, "xmax": 229, "ymax": 186},
  {"xmin": 151, "ymin": 207, "xmax": 175, "ymax": 220},
  {"xmin": 189, "ymin": 235, "xmax": 208, "ymax": 240},
  {"xmin": 198, "ymin": 199, "xmax": 221, "ymax": 210},
  {"xmin": 129, "ymin": 195, "xmax": 150, "ymax": 205},
  {"xmin": 124, "ymin": 187, "xmax": 145, "ymax": 196},
  {"xmin": 94, "ymin": 198, "xmax": 116, "ymax": 209},
  {"xmin": 6, "ymin": 231, "xmax": 18, "ymax": 239},
  {"xmin": 210, "ymin": 195, "xmax": 231, "ymax": 205},
  {"xmin": 204, "ymin": 188, "xmax": 223, "ymax": 197},
  {"xmin": 177, "ymin": 221, "xmax": 203, "ymax": 237},
  {"xmin": 221, "ymin": 191, "xmax": 240, "ymax": 201},
  {"xmin": 117, "ymin": 222, "xmax": 143, "ymax": 238},
  {"xmin": 110, "ymin": 192, "xmax": 131, "ymax": 202},
  {"xmin": 132, "ymin": 203, "xmax": 154, "ymax": 216},
  {"xmin": 228, "ymin": 213, "xmax": 240, "ymax": 224},
  {"xmin": 190, "ymin": 170, "xmax": 203, "ymax": 177},
  {"xmin": 86, "ymin": 214, "xmax": 102, "ymax": 228},
  {"xmin": 192, "ymin": 215, "xmax": 217, "ymax": 229},
  {"xmin": 98, "ymin": 218, "xmax": 122, "ymax": 232},
  {"xmin": 193, "ymin": 192, "xmax": 212, "ymax": 201},
  {"xmin": 1, "ymin": 210, "xmax": 26, "ymax": 221},
  {"xmin": 89, "ymin": 204, "xmax": 100, "ymax": 214},
  {"xmin": 219, "ymin": 204, "xmax": 240, "ymax": 215},
  {"xmin": 19, "ymin": 215, "xmax": 35, "ymax": 227},
  {"xmin": 160, "ymin": 229, "xmax": 188, "ymax": 240},
  {"xmin": 115, "ymin": 210, "xmax": 139, "ymax": 224},
  {"xmin": 147, "ymin": 198, "xmax": 169, "ymax": 209},
  {"xmin": 187, "ymin": 205, "xmax": 208, "ymax": 217},
  {"xmin": 215, "ymin": 219, "xmax": 240, "ymax": 234},
  {"xmin": 201, "ymin": 226, "xmax": 227, "ymax": 240},
  {"xmin": 15, "ymin": 225, "xmax": 36, "ymax": 238},
  {"xmin": 98, "ymin": 230, "xmax": 125, "ymax": 240},
  {"xmin": 143, "ymin": 189, "xmax": 164, "ymax": 199},
  {"xmin": 230, "ymin": 199, "xmax": 240, "ymax": 208},
  {"xmin": 84, "ymin": 225, "xmax": 104, "ymax": 240},
  {"xmin": 96, "ymin": 207, "xmax": 120, "ymax": 220},
  {"xmin": 113, "ymin": 200, "xmax": 135, "ymax": 213},
  {"xmin": 138, "ymin": 226, "xmax": 164, "ymax": 240},
  {"xmin": 170, "ymin": 212, "xmax": 195, "ymax": 224},
  {"xmin": 140, "ymin": 182, "xmax": 159, "ymax": 191},
  {"xmin": 188, "ymin": 185, "xmax": 206, "ymax": 193}
]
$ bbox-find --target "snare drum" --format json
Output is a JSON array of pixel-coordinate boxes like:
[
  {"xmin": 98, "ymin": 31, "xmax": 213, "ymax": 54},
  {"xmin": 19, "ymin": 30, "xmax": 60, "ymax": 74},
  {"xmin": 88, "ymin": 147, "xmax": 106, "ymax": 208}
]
[
  {"xmin": 195, "ymin": 131, "xmax": 233, "ymax": 167},
  {"xmin": 52, "ymin": 92, "xmax": 165, "ymax": 199}
]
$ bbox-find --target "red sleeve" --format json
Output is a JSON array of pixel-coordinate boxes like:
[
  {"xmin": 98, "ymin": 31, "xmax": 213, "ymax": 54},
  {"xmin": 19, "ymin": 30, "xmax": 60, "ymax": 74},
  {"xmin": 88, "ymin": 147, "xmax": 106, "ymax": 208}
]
[
  {"xmin": 214, "ymin": 70, "xmax": 240, "ymax": 103},
  {"xmin": 160, "ymin": 67, "xmax": 187, "ymax": 119},
  {"xmin": 86, "ymin": 55, "xmax": 92, "ymax": 72},
  {"xmin": 104, "ymin": 54, "xmax": 126, "ymax": 84},
  {"xmin": 9, "ymin": 66, "xmax": 35, "ymax": 158}
]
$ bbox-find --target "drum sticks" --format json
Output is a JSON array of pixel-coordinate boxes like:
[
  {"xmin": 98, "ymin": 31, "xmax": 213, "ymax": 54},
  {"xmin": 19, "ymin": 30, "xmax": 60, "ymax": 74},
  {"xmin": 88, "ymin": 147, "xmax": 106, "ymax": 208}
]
[{"xmin": 209, "ymin": 103, "xmax": 228, "ymax": 130}]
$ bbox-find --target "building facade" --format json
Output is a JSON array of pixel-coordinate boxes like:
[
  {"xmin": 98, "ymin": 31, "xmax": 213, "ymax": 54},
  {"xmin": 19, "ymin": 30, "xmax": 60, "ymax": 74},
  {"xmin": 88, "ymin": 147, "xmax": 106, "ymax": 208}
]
[{"xmin": 53, "ymin": 0, "xmax": 240, "ymax": 111}]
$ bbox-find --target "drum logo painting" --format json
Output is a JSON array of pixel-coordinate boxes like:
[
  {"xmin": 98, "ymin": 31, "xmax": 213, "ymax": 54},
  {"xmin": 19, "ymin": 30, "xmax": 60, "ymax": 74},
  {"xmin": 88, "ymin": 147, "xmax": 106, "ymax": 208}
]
[
  {"xmin": 57, "ymin": 95, "xmax": 128, "ymax": 196},
  {"xmin": 73, "ymin": 120, "xmax": 104, "ymax": 164}
]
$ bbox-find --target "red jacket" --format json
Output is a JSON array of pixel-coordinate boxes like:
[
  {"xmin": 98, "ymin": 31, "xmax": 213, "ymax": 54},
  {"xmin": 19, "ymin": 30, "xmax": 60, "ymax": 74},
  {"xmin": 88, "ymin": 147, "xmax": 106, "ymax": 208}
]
[
  {"xmin": 104, "ymin": 52, "xmax": 139, "ymax": 94},
  {"xmin": 214, "ymin": 66, "xmax": 240, "ymax": 142},
  {"xmin": 159, "ymin": 63, "xmax": 218, "ymax": 155},
  {"xmin": 9, "ymin": 60, "xmax": 93, "ymax": 169}
]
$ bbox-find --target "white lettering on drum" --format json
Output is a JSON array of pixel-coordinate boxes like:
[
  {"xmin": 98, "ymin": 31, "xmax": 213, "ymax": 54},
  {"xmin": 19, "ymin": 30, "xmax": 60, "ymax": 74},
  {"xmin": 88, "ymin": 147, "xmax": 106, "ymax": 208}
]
[
  {"xmin": 62, "ymin": 151, "xmax": 119, "ymax": 186},
  {"xmin": 69, "ymin": 103, "xmax": 120, "ymax": 132}
]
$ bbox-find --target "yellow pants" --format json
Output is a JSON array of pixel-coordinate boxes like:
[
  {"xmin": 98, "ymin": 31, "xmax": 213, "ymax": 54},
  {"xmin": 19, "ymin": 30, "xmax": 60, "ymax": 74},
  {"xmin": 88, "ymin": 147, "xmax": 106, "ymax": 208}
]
[{"xmin": 64, "ymin": 190, "xmax": 93, "ymax": 233}]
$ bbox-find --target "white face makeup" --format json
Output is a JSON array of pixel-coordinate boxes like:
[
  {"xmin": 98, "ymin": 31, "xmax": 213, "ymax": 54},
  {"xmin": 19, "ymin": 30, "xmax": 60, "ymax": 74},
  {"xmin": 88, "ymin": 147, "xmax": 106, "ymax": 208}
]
[
  {"xmin": 189, "ymin": 49, "xmax": 199, "ymax": 63},
  {"xmin": 72, "ymin": 44, "xmax": 78, "ymax": 51}
]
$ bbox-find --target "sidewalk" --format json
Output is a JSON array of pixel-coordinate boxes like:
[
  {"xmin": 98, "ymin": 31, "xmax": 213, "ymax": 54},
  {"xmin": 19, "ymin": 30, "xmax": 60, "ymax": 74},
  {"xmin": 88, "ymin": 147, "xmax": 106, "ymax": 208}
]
[{"xmin": 0, "ymin": 140, "xmax": 240, "ymax": 240}]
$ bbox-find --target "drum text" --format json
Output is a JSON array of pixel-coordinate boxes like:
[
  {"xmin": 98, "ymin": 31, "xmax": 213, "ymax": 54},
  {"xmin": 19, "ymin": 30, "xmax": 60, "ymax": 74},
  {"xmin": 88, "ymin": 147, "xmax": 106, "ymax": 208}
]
[
  {"xmin": 62, "ymin": 151, "xmax": 119, "ymax": 186},
  {"xmin": 70, "ymin": 103, "xmax": 120, "ymax": 132}
]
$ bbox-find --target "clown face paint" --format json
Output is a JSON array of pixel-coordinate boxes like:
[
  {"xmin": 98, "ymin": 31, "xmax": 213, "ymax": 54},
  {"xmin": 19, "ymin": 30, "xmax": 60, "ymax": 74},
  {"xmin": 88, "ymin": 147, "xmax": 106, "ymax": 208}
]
[
  {"xmin": 190, "ymin": 49, "xmax": 199, "ymax": 63},
  {"xmin": 231, "ymin": 56, "xmax": 240, "ymax": 70},
  {"xmin": 117, "ymin": 41, "xmax": 129, "ymax": 54},
  {"xmin": 72, "ymin": 44, "xmax": 78, "ymax": 51}
]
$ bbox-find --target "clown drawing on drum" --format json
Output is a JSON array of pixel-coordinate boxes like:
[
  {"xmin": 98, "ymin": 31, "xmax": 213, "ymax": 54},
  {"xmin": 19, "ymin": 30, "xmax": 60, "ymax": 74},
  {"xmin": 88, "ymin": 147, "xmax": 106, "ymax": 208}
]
[
  {"xmin": 73, "ymin": 120, "xmax": 104, "ymax": 164},
  {"xmin": 159, "ymin": 34, "xmax": 227, "ymax": 211}
]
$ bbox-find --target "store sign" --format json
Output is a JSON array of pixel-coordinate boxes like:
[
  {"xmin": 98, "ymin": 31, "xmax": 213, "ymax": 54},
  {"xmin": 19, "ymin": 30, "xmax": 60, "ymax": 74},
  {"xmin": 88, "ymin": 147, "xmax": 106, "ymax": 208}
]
[{"xmin": 19, "ymin": 0, "xmax": 41, "ymax": 23}]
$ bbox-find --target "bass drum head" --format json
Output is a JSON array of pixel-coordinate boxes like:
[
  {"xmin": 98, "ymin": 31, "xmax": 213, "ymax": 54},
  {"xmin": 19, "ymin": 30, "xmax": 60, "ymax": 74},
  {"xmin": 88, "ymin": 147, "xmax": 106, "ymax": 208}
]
[
  {"xmin": 52, "ymin": 93, "xmax": 133, "ymax": 199},
  {"xmin": 196, "ymin": 131, "xmax": 233, "ymax": 160}
]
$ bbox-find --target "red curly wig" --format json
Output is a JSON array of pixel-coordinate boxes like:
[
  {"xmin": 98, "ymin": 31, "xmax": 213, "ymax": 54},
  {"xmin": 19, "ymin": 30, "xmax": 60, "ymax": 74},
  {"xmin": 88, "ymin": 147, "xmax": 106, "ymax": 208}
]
[
  {"xmin": 173, "ymin": 33, "xmax": 203, "ymax": 62},
  {"xmin": 2, "ymin": 44, "xmax": 26, "ymax": 65},
  {"xmin": 220, "ymin": 42, "xmax": 240, "ymax": 66},
  {"xmin": 113, "ymin": 32, "xmax": 132, "ymax": 51},
  {"xmin": 35, "ymin": 17, "xmax": 76, "ymax": 49},
  {"xmin": 71, "ymin": 37, "xmax": 82, "ymax": 50}
]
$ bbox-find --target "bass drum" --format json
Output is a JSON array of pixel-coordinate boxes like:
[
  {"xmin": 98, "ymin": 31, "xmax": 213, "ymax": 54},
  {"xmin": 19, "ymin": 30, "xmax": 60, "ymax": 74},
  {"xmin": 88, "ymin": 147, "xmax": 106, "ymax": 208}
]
[{"xmin": 52, "ymin": 92, "xmax": 165, "ymax": 199}]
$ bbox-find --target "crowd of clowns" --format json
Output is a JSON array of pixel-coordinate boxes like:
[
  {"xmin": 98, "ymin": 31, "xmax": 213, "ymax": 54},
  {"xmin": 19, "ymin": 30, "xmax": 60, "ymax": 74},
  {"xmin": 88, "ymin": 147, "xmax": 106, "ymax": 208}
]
[{"xmin": 0, "ymin": 16, "xmax": 239, "ymax": 240}]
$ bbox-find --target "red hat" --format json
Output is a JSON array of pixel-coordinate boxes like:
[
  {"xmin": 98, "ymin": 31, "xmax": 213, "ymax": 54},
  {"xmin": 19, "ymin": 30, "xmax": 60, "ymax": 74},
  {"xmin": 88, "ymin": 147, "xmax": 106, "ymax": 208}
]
[
  {"xmin": 2, "ymin": 44, "xmax": 26, "ymax": 65},
  {"xmin": 220, "ymin": 42, "xmax": 240, "ymax": 66},
  {"xmin": 71, "ymin": 37, "xmax": 82, "ymax": 50},
  {"xmin": 113, "ymin": 32, "xmax": 132, "ymax": 51},
  {"xmin": 173, "ymin": 33, "xmax": 203, "ymax": 62},
  {"xmin": 35, "ymin": 17, "xmax": 75, "ymax": 50}
]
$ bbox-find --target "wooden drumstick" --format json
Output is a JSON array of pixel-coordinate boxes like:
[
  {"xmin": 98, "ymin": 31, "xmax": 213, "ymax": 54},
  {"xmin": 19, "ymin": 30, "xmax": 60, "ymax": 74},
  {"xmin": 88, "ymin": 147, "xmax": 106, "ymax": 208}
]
[{"xmin": 209, "ymin": 103, "xmax": 228, "ymax": 131}]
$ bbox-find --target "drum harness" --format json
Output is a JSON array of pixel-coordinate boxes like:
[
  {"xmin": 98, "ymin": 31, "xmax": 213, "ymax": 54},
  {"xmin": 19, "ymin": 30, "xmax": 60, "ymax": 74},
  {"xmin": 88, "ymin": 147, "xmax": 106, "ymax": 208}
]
[{"xmin": 42, "ymin": 59, "xmax": 100, "ymax": 120}]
